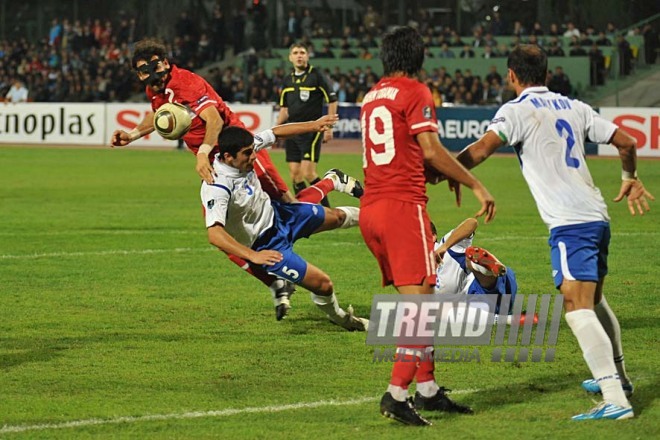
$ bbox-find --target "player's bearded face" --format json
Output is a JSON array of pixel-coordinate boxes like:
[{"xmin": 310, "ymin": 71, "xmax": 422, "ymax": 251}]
[{"xmin": 136, "ymin": 57, "xmax": 170, "ymax": 92}]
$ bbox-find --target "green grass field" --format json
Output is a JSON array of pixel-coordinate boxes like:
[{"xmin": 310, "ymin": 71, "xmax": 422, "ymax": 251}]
[{"xmin": 0, "ymin": 146, "xmax": 658, "ymax": 439}]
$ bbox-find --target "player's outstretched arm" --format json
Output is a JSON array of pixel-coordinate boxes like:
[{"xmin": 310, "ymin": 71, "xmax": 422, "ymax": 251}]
[
  {"xmin": 196, "ymin": 106, "xmax": 225, "ymax": 184},
  {"xmin": 207, "ymin": 224, "xmax": 283, "ymax": 266},
  {"xmin": 271, "ymin": 114, "xmax": 339, "ymax": 139},
  {"xmin": 457, "ymin": 131, "xmax": 505, "ymax": 170},
  {"xmin": 110, "ymin": 112, "xmax": 156, "ymax": 147},
  {"xmin": 418, "ymin": 131, "xmax": 496, "ymax": 223},
  {"xmin": 610, "ymin": 128, "xmax": 655, "ymax": 215}
]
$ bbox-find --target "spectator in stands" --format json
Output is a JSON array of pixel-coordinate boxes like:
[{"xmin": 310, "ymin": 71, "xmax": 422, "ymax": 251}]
[
  {"xmin": 528, "ymin": 35, "xmax": 541, "ymax": 47},
  {"xmin": 548, "ymin": 66, "xmax": 572, "ymax": 96},
  {"xmin": 549, "ymin": 23, "xmax": 561, "ymax": 37},
  {"xmin": 489, "ymin": 10, "xmax": 506, "ymax": 36},
  {"xmin": 606, "ymin": 22, "xmax": 618, "ymax": 40},
  {"xmin": 316, "ymin": 44, "xmax": 335, "ymax": 59},
  {"xmin": 496, "ymin": 43, "xmax": 510, "ymax": 58},
  {"xmin": 5, "ymin": 77, "xmax": 28, "ymax": 102},
  {"xmin": 438, "ymin": 42, "xmax": 455, "ymax": 58},
  {"xmin": 589, "ymin": 44, "xmax": 606, "ymax": 86},
  {"xmin": 485, "ymin": 65, "xmax": 502, "ymax": 85},
  {"xmin": 363, "ymin": 5, "xmax": 382, "ymax": 36},
  {"xmin": 286, "ymin": 10, "xmax": 301, "ymax": 39},
  {"xmin": 483, "ymin": 33, "xmax": 498, "ymax": 48},
  {"xmin": 642, "ymin": 24, "xmax": 658, "ymax": 65},
  {"xmin": 301, "ymin": 9, "xmax": 314, "ymax": 39},
  {"xmin": 531, "ymin": 22, "xmax": 544, "ymax": 36},
  {"xmin": 358, "ymin": 47, "xmax": 373, "ymax": 60},
  {"xmin": 459, "ymin": 44, "xmax": 475, "ymax": 58},
  {"xmin": 547, "ymin": 37, "xmax": 565, "ymax": 56},
  {"xmin": 472, "ymin": 29, "xmax": 485, "ymax": 47},
  {"xmin": 595, "ymin": 31, "xmax": 612, "ymax": 46},
  {"xmin": 482, "ymin": 45, "xmax": 496, "ymax": 59},
  {"xmin": 579, "ymin": 33, "xmax": 594, "ymax": 47},
  {"xmin": 564, "ymin": 22, "xmax": 580, "ymax": 38},
  {"xmin": 210, "ymin": 7, "xmax": 227, "ymax": 61},
  {"xmin": 617, "ymin": 35, "xmax": 633, "ymax": 75},
  {"xmin": 450, "ymin": 31, "xmax": 465, "ymax": 47},
  {"xmin": 569, "ymin": 38, "xmax": 587, "ymax": 56},
  {"xmin": 510, "ymin": 35, "xmax": 521, "ymax": 49},
  {"xmin": 512, "ymin": 21, "xmax": 526, "ymax": 37}
]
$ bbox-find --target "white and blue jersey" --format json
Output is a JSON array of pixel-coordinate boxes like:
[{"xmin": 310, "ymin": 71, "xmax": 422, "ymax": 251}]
[
  {"xmin": 201, "ymin": 130, "xmax": 325, "ymax": 283},
  {"xmin": 487, "ymin": 86, "xmax": 618, "ymax": 286},
  {"xmin": 434, "ymin": 230, "xmax": 517, "ymax": 309}
]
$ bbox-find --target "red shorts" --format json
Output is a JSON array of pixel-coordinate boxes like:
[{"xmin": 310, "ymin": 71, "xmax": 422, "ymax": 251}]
[
  {"xmin": 360, "ymin": 199, "xmax": 436, "ymax": 287},
  {"xmin": 253, "ymin": 149, "xmax": 289, "ymax": 200}
]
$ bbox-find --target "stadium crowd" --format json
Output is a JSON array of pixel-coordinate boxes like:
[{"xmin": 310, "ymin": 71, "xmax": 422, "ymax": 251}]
[{"xmin": 0, "ymin": 3, "xmax": 656, "ymax": 106}]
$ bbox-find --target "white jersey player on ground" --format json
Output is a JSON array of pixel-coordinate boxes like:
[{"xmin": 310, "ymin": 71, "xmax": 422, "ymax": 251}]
[
  {"xmin": 201, "ymin": 124, "xmax": 368, "ymax": 331},
  {"xmin": 431, "ymin": 218, "xmax": 534, "ymax": 325},
  {"xmin": 455, "ymin": 45, "xmax": 654, "ymax": 420}
]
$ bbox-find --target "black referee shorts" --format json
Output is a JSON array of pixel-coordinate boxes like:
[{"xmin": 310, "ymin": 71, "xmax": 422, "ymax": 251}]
[{"xmin": 284, "ymin": 132, "xmax": 323, "ymax": 163}]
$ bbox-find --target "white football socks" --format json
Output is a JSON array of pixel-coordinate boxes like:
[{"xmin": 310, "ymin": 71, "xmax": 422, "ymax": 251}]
[
  {"xmin": 565, "ymin": 309, "xmax": 629, "ymax": 407},
  {"xmin": 387, "ymin": 384, "xmax": 409, "ymax": 402},
  {"xmin": 310, "ymin": 292, "xmax": 347, "ymax": 322},
  {"xmin": 336, "ymin": 206, "xmax": 359, "ymax": 229},
  {"xmin": 595, "ymin": 297, "xmax": 631, "ymax": 384},
  {"xmin": 416, "ymin": 380, "xmax": 440, "ymax": 398}
]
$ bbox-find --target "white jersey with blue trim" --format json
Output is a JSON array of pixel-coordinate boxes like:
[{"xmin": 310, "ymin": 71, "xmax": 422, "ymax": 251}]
[
  {"xmin": 434, "ymin": 230, "xmax": 475, "ymax": 295},
  {"xmin": 487, "ymin": 86, "xmax": 617, "ymax": 230},
  {"xmin": 201, "ymin": 159, "xmax": 274, "ymax": 247}
]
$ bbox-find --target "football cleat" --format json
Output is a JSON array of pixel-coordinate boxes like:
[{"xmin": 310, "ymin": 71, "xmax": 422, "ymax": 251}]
[
  {"xmin": 380, "ymin": 392, "xmax": 432, "ymax": 426},
  {"xmin": 271, "ymin": 279, "xmax": 296, "ymax": 321},
  {"xmin": 324, "ymin": 168, "xmax": 364, "ymax": 198},
  {"xmin": 333, "ymin": 305, "xmax": 369, "ymax": 331},
  {"xmin": 581, "ymin": 378, "xmax": 634, "ymax": 398},
  {"xmin": 466, "ymin": 246, "xmax": 507, "ymax": 277},
  {"xmin": 414, "ymin": 388, "xmax": 474, "ymax": 414},
  {"xmin": 504, "ymin": 311, "xmax": 540, "ymax": 325},
  {"xmin": 571, "ymin": 402, "xmax": 634, "ymax": 420}
]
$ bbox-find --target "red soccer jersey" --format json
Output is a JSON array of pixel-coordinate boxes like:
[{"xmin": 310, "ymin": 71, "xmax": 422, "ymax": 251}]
[
  {"xmin": 147, "ymin": 65, "xmax": 244, "ymax": 155},
  {"xmin": 360, "ymin": 76, "xmax": 438, "ymax": 206}
]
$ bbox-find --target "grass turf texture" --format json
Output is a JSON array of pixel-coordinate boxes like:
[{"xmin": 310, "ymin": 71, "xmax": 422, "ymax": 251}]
[{"xmin": 0, "ymin": 146, "xmax": 658, "ymax": 439}]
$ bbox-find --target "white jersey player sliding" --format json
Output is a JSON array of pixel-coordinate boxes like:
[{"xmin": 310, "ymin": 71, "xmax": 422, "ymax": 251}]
[
  {"xmin": 431, "ymin": 218, "xmax": 539, "ymax": 326},
  {"xmin": 454, "ymin": 45, "xmax": 654, "ymax": 420},
  {"xmin": 201, "ymin": 123, "xmax": 368, "ymax": 331}
]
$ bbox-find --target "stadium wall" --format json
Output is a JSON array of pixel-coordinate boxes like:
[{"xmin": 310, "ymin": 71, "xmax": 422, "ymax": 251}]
[{"xmin": 0, "ymin": 103, "xmax": 656, "ymax": 156}]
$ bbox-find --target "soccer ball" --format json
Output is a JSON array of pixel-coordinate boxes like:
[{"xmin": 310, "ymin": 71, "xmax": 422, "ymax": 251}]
[{"xmin": 153, "ymin": 102, "xmax": 192, "ymax": 140}]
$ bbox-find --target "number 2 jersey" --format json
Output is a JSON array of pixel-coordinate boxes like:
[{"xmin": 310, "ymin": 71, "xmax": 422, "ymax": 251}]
[
  {"xmin": 360, "ymin": 76, "xmax": 439, "ymax": 206},
  {"xmin": 487, "ymin": 86, "xmax": 618, "ymax": 230}
]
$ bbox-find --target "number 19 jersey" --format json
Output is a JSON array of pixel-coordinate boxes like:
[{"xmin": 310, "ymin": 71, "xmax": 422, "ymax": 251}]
[
  {"xmin": 488, "ymin": 86, "xmax": 618, "ymax": 230},
  {"xmin": 360, "ymin": 76, "xmax": 439, "ymax": 206}
]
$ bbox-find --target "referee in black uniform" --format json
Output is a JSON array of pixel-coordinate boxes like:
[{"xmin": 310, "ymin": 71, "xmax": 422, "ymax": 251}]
[{"xmin": 277, "ymin": 42, "xmax": 338, "ymax": 207}]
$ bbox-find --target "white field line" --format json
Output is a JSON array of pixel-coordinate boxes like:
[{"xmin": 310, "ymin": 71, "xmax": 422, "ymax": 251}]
[
  {"xmin": 0, "ymin": 389, "xmax": 480, "ymax": 434},
  {"xmin": 1, "ymin": 231, "xmax": 655, "ymax": 260},
  {"xmin": 0, "ymin": 247, "xmax": 215, "ymax": 260}
]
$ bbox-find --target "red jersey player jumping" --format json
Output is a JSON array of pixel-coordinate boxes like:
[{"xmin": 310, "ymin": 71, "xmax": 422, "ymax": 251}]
[
  {"xmin": 359, "ymin": 27, "xmax": 496, "ymax": 426},
  {"xmin": 110, "ymin": 39, "xmax": 362, "ymax": 320}
]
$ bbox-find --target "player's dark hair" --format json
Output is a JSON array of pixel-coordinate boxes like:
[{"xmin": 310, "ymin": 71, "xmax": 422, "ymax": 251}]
[
  {"xmin": 381, "ymin": 26, "xmax": 425, "ymax": 76},
  {"xmin": 430, "ymin": 221, "xmax": 437, "ymax": 237},
  {"xmin": 132, "ymin": 38, "xmax": 168, "ymax": 68},
  {"xmin": 218, "ymin": 126, "xmax": 255, "ymax": 158},
  {"xmin": 289, "ymin": 42, "xmax": 307, "ymax": 52},
  {"xmin": 507, "ymin": 44, "xmax": 547, "ymax": 86}
]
